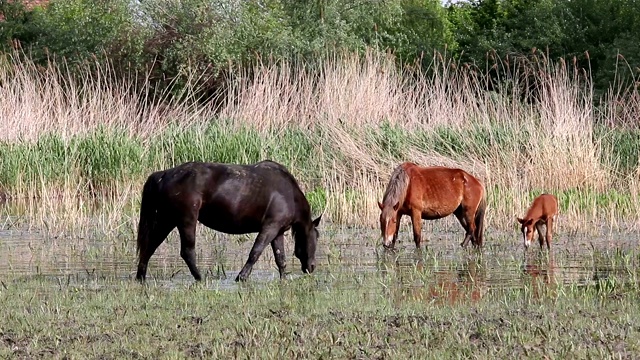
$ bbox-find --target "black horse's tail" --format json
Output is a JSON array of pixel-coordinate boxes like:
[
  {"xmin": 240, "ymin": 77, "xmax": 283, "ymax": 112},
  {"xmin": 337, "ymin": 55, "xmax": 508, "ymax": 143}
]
[
  {"xmin": 137, "ymin": 173, "xmax": 161, "ymax": 260},
  {"xmin": 474, "ymin": 194, "xmax": 487, "ymax": 247}
]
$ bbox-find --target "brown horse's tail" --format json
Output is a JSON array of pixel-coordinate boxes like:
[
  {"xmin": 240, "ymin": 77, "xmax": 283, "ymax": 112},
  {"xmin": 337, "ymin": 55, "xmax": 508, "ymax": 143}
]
[
  {"xmin": 381, "ymin": 164, "xmax": 410, "ymax": 208},
  {"xmin": 474, "ymin": 194, "xmax": 487, "ymax": 247},
  {"xmin": 137, "ymin": 173, "xmax": 160, "ymax": 259}
]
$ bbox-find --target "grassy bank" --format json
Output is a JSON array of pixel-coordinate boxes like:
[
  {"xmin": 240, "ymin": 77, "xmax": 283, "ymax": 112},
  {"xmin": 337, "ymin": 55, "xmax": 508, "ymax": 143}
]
[
  {"xmin": 1, "ymin": 264, "xmax": 639, "ymax": 359},
  {"xmin": 0, "ymin": 121, "xmax": 638, "ymax": 237},
  {"xmin": 0, "ymin": 52, "xmax": 639, "ymax": 236}
]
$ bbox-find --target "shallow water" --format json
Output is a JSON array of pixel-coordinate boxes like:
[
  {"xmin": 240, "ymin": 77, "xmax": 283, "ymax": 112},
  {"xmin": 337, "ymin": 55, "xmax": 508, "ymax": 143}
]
[{"xmin": 0, "ymin": 224, "xmax": 638, "ymax": 302}]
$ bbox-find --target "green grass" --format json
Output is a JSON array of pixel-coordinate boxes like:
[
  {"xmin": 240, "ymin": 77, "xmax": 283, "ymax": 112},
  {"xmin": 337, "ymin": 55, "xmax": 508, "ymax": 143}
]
[
  {"xmin": 0, "ymin": 121, "xmax": 639, "ymax": 233},
  {"xmin": 0, "ymin": 122, "xmax": 322, "ymax": 192},
  {"xmin": 597, "ymin": 127, "xmax": 640, "ymax": 173},
  {"xmin": 2, "ymin": 122, "xmax": 637, "ymax": 189},
  {"xmin": 1, "ymin": 268, "xmax": 639, "ymax": 359}
]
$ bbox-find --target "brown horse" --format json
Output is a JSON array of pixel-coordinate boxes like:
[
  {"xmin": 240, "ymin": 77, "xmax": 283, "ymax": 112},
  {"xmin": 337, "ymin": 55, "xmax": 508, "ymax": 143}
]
[
  {"xmin": 517, "ymin": 194, "xmax": 558, "ymax": 251},
  {"xmin": 377, "ymin": 162, "xmax": 486, "ymax": 249},
  {"xmin": 135, "ymin": 160, "xmax": 321, "ymax": 282}
]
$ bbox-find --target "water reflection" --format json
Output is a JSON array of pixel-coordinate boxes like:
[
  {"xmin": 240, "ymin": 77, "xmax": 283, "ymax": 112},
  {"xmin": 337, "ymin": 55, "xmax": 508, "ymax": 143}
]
[
  {"xmin": 383, "ymin": 250, "xmax": 487, "ymax": 306},
  {"xmin": 521, "ymin": 252, "xmax": 556, "ymax": 298},
  {"xmin": 0, "ymin": 226, "xmax": 638, "ymax": 301}
]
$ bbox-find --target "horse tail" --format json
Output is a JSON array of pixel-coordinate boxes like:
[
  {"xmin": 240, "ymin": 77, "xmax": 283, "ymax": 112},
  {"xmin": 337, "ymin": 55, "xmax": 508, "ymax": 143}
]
[
  {"xmin": 474, "ymin": 193, "xmax": 487, "ymax": 247},
  {"xmin": 137, "ymin": 173, "xmax": 161, "ymax": 258},
  {"xmin": 382, "ymin": 164, "xmax": 410, "ymax": 208}
]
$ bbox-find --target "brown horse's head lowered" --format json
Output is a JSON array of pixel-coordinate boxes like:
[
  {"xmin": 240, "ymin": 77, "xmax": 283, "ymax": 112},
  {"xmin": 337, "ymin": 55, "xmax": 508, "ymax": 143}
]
[
  {"xmin": 517, "ymin": 194, "xmax": 558, "ymax": 251},
  {"xmin": 378, "ymin": 162, "xmax": 486, "ymax": 249},
  {"xmin": 378, "ymin": 165, "xmax": 409, "ymax": 248}
]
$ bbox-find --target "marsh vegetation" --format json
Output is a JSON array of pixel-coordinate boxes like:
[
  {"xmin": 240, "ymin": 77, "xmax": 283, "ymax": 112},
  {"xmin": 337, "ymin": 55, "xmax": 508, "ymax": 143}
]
[{"xmin": 1, "ymin": 51, "xmax": 639, "ymax": 358}]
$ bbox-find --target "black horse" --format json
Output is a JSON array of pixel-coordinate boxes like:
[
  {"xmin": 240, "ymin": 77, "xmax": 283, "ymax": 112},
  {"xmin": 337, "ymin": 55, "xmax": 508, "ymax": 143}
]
[{"xmin": 135, "ymin": 160, "xmax": 322, "ymax": 282}]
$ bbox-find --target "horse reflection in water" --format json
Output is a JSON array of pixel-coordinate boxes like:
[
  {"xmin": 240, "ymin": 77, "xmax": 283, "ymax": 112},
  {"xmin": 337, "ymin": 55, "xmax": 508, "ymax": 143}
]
[
  {"xmin": 522, "ymin": 253, "xmax": 556, "ymax": 299},
  {"xmin": 386, "ymin": 254, "xmax": 487, "ymax": 306}
]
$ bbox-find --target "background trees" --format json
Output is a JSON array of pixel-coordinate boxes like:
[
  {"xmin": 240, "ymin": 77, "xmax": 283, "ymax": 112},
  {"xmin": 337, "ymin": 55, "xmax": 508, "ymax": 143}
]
[{"xmin": 1, "ymin": 0, "xmax": 638, "ymax": 100}]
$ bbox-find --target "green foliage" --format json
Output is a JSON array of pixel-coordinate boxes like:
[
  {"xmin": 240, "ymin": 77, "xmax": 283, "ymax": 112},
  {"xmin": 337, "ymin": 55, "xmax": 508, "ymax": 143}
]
[
  {"xmin": 0, "ymin": 122, "xmax": 327, "ymax": 193},
  {"xmin": 74, "ymin": 128, "xmax": 146, "ymax": 186},
  {"xmin": 556, "ymin": 188, "xmax": 634, "ymax": 214},
  {"xmin": 2, "ymin": 0, "xmax": 640, "ymax": 98},
  {"xmin": 305, "ymin": 187, "xmax": 328, "ymax": 215},
  {"xmin": 156, "ymin": 123, "xmax": 263, "ymax": 166},
  {"xmin": 371, "ymin": 121, "xmax": 409, "ymax": 159},
  {"xmin": 364, "ymin": 0, "xmax": 455, "ymax": 65},
  {"xmin": 0, "ymin": 0, "xmax": 40, "ymax": 47},
  {"xmin": 565, "ymin": 0, "xmax": 640, "ymax": 92},
  {"xmin": 2, "ymin": 0, "xmax": 138, "ymax": 66},
  {"xmin": 596, "ymin": 127, "xmax": 640, "ymax": 173},
  {"xmin": 445, "ymin": 0, "xmax": 640, "ymax": 95},
  {"xmin": 1, "ymin": 0, "xmax": 455, "ymax": 97},
  {"xmin": 0, "ymin": 134, "xmax": 72, "ymax": 187}
]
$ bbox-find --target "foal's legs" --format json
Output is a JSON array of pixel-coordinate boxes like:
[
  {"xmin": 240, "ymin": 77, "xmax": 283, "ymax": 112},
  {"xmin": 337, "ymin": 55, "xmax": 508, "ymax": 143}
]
[
  {"xmin": 410, "ymin": 210, "xmax": 423, "ymax": 248},
  {"xmin": 237, "ymin": 226, "xmax": 281, "ymax": 281},
  {"xmin": 544, "ymin": 217, "xmax": 554, "ymax": 250},
  {"xmin": 136, "ymin": 219, "xmax": 176, "ymax": 281},
  {"xmin": 270, "ymin": 233, "xmax": 287, "ymax": 279},
  {"xmin": 535, "ymin": 222, "xmax": 546, "ymax": 250}
]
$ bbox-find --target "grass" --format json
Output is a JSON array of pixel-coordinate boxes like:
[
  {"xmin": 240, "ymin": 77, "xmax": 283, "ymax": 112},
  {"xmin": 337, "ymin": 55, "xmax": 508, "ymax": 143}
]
[
  {"xmin": 1, "ymin": 121, "xmax": 638, "ymax": 237},
  {"xmin": 1, "ymin": 260, "xmax": 639, "ymax": 359},
  {"xmin": 1, "ymin": 50, "xmax": 640, "ymax": 359},
  {"xmin": 1, "ymin": 214, "xmax": 639, "ymax": 358}
]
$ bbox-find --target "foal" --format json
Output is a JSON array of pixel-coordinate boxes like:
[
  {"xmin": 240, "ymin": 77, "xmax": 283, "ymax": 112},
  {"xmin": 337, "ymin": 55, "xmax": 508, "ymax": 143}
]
[{"xmin": 517, "ymin": 194, "xmax": 558, "ymax": 251}]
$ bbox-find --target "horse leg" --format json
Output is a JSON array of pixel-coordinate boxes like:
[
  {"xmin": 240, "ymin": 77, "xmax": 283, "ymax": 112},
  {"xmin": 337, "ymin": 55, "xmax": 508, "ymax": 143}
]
[
  {"xmin": 454, "ymin": 207, "xmax": 475, "ymax": 248},
  {"xmin": 535, "ymin": 222, "xmax": 546, "ymax": 250},
  {"xmin": 544, "ymin": 217, "xmax": 554, "ymax": 250},
  {"xmin": 270, "ymin": 232, "xmax": 287, "ymax": 279},
  {"xmin": 136, "ymin": 220, "xmax": 175, "ymax": 281},
  {"xmin": 177, "ymin": 218, "xmax": 202, "ymax": 281},
  {"xmin": 236, "ymin": 226, "xmax": 280, "ymax": 282},
  {"xmin": 410, "ymin": 210, "xmax": 423, "ymax": 248}
]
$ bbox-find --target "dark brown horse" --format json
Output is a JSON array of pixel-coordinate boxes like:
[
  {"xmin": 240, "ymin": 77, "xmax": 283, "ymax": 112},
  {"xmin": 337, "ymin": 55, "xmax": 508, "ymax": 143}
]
[
  {"xmin": 378, "ymin": 162, "xmax": 486, "ymax": 249},
  {"xmin": 135, "ymin": 160, "xmax": 321, "ymax": 282}
]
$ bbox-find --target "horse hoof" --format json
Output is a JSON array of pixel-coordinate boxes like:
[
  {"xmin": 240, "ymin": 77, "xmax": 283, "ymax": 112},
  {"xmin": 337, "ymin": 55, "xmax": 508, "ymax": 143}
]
[{"xmin": 382, "ymin": 242, "xmax": 397, "ymax": 249}]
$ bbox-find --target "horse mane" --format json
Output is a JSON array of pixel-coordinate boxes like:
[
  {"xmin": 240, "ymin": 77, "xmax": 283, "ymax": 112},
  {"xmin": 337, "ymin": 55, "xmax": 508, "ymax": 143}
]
[
  {"xmin": 292, "ymin": 223, "xmax": 305, "ymax": 242},
  {"xmin": 382, "ymin": 164, "xmax": 410, "ymax": 207}
]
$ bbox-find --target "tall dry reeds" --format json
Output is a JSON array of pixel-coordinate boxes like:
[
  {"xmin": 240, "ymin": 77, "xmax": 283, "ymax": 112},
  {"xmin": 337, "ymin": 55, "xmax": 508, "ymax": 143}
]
[
  {"xmin": 0, "ymin": 50, "xmax": 638, "ymax": 237},
  {"xmin": 0, "ymin": 53, "xmax": 213, "ymax": 141}
]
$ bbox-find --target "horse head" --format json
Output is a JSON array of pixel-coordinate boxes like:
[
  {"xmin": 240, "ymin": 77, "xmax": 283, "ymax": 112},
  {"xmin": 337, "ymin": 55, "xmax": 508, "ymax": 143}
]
[
  {"xmin": 294, "ymin": 215, "xmax": 322, "ymax": 274},
  {"xmin": 378, "ymin": 201, "xmax": 400, "ymax": 248},
  {"xmin": 517, "ymin": 217, "xmax": 535, "ymax": 249}
]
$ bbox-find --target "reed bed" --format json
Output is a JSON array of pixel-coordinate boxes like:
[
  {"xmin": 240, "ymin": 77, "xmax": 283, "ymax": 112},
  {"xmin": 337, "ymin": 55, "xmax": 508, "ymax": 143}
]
[{"xmin": 0, "ymin": 51, "xmax": 639, "ymax": 237}]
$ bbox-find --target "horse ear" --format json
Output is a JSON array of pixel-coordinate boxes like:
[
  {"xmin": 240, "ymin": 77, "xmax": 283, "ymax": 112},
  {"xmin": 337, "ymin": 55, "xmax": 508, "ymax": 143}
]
[
  {"xmin": 378, "ymin": 201, "xmax": 384, "ymax": 210},
  {"xmin": 393, "ymin": 202, "xmax": 400, "ymax": 211},
  {"xmin": 312, "ymin": 215, "xmax": 322, "ymax": 227}
]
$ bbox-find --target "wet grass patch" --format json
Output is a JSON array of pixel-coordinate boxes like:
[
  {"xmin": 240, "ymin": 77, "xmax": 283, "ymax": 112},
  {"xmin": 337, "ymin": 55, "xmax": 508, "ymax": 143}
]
[{"xmin": 0, "ymin": 270, "xmax": 639, "ymax": 359}]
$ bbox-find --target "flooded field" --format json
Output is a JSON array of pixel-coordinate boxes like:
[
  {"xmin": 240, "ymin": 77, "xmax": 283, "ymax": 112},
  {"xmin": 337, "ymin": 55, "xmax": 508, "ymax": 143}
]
[
  {"xmin": 1, "ymin": 221, "xmax": 638, "ymax": 299},
  {"xmin": 2, "ymin": 218, "xmax": 640, "ymax": 358}
]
